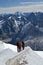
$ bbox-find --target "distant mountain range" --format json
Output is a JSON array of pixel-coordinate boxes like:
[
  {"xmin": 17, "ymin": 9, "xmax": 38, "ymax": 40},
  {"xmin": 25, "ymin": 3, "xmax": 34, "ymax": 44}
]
[{"xmin": 0, "ymin": 12, "xmax": 43, "ymax": 44}]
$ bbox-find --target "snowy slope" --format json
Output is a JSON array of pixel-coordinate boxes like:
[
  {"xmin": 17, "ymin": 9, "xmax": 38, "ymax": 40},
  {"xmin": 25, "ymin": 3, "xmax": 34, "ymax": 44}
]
[
  {"xmin": 6, "ymin": 47, "xmax": 43, "ymax": 65},
  {"xmin": 0, "ymin": 41, "xmax": 17, "ymax": 52},
  {"xmin": 0, "ymin": 41, "xmax": 6, "ymax": 52},
  {"xmin": 0, "ymin": 49, "xmax": 17, "ymax": 65},
  {"xmin": 0, "ymin": 41, "xmax": 43, "ymax": 65},
  {"xmin": 34, "ymin": 51, "xmax": 43, "ymax": 58},
  {"xmin": 0, "ymin": 41, "xmax": 17, "ymax": 65}
]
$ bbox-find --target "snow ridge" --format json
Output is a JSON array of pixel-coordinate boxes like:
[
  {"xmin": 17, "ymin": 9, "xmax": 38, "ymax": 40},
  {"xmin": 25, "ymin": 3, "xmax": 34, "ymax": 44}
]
[{"xmin": 6, "ymin": 47, "xmax": 43, "ymax": 65}]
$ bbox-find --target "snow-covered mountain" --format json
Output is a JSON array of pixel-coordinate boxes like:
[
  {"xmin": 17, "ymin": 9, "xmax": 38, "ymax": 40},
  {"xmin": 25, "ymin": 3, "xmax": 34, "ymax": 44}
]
[{"xmin": 0, "ymin": 12, "xmax": 43, "ymax": 45}]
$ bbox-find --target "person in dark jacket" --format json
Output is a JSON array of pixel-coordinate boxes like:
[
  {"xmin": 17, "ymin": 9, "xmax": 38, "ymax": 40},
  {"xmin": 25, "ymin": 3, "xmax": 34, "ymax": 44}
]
[{"xmin": 16, "ymin": 41, "xmax": 24, "ymax": 52}]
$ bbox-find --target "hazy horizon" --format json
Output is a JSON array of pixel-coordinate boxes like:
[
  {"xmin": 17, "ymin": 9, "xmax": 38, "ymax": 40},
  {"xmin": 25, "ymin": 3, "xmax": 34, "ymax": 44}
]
[{"xmin": 0, "ymin": 0, "xmax": 43, "ymax": 14}]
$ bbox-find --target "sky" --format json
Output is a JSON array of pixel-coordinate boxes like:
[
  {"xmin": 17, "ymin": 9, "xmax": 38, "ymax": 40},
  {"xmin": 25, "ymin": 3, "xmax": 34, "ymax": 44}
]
[
  {"xmin": 0, "ymin": 0, "xmax": 43, "ymax": 7},
  {"xmin": 0, "ymin": 0, "xmax": 43, "ymax": 13}
]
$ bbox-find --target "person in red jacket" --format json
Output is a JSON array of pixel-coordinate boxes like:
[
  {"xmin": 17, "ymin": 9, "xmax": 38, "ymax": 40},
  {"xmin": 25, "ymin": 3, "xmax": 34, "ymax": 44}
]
[{"xmin": 16, "ymin": 41, "xmax": 24, "ymax": 52}]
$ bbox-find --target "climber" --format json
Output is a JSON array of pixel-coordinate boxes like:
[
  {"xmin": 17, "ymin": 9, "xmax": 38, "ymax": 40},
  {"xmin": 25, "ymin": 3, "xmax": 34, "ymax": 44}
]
[{"xmin": 16, "ymin": 41, "xmax": 24, "ymax": 52}]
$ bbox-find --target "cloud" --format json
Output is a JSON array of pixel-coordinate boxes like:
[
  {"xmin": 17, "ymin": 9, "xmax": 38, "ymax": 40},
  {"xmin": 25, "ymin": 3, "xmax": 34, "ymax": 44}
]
[
  {"xmin": 0, "ymin": 2, "xmax": 43, "ymax": 14},
  {"xmin": 20, "ymin": 2, "xmax": 43, "ymax": 5}
]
